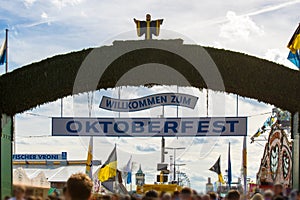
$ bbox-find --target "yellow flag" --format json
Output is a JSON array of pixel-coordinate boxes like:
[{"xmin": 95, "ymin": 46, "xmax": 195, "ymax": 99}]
[
  {"xmin": 85, "ymin": 137, "xmax": 93, "ymax": 178},
  {"xmin": 218, "ymin": 174, "xmax": 225, "ymax": 184},
  {"xmin": 287, "ymin": 24, "xmax": 300, "ymax": 53},
  {"xmin": 98, "ymin": 146, "xmax": 117, "ymax": 182}
]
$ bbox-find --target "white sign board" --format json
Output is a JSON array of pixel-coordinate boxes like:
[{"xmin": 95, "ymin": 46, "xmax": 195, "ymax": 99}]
[
  {"xmin": 99, "ymin": 93, "xmax": 198, "ymax": 112},
  {"xmin": 52, "ymin": 117, "xmax": 247, "ymax": 137},
  {"xmin": 13, "ymin": 152, "xmax": 67, "ymax": 161}
]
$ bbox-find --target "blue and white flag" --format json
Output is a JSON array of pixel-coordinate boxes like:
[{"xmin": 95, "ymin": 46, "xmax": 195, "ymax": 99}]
[
  {"xmin": 0, "ymin": 38, "xmax": 6, "ymax": 65},
  {"xmin": 124, "ymin": 155, "xmax": 132, "ymax": 184},
  {"xmin": 287, "ymin": 50, "xmax": 300, "ymax": 69}
]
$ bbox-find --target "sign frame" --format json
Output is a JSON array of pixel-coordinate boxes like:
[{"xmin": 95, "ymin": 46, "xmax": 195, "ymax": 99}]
[{"xmin": 52, "ymin": 117, "xmax": 247, "ymax": 137}]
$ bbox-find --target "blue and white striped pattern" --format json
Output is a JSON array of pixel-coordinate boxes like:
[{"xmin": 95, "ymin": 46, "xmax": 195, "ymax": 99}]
[{"xmin": 0, "ymin": 38, "xmax": 6, "ymax": 65}]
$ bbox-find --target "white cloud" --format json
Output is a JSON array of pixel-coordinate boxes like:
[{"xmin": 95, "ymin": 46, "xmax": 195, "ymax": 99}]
[
  {"xmin": 220, "ymin": 11, "xmax": 264, "ymax": 40},
  {"xmin": 23, "ymin": 0, "xmax": 36, "ymax": 8},
  {"xmin": 41, "ymin": 12, "xmax": 48, "ymax": 19},
  {"xmin": 51, "ymin": 0, "xmax": 85, "ymax": 9},
  {"xmin": 264, "ymin": 48, "xmax": 298, "ymax": 70},
  {"xmin": 136, "ymin": 144, "xmax": 159, "ymax": 152}
]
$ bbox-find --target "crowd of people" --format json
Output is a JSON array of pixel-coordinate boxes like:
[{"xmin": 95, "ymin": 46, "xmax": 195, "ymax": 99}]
[{"xmin": 4, "ymin": 173, "xmax": 300, "ymax": 200}]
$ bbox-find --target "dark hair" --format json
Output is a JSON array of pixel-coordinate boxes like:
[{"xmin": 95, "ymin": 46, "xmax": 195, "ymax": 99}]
[
  {"xmin": 272, "ymin": 195, "xmax": 285, "ymax": 200},
  {"xmin": 160, "ymin": 191, "xmax": 167, "ymax": 198},
  {"xmin": 173, "ymin": 191, "xmax": 180, "ymax": 197},
  {"xmin": 208, "ymin": 192, "xmax": 217, "ymax": 200},
  {"xmin": 101, "ymin": 195, "xmax": 112, "ymax": 200},
  {"xmin": 145, "ymin": 190, "xmax": 159, "ymax": 198},
  {"xmin": 274, "ymin": 184, "xmax": 283, "ymax": 189},
  {"xmin": 67, "ymin": 173, "xmax": 93, "ymax": 200},
  {"xmin": 122, "ymin": 195, "xmax": 131, "ymax": 200},
  {"xmin": 63, "ymin": 185, "xmax": 67, "ymax": 194},
  {"xmin": 27, "ymin": 196, "xmax": 36, "ymax": 200},
  {"xmin": 226, "ymin": 190, "xmax": 240, "ymax": 200},
  {"xmin": 180, "ymin": 187, "xmax": 193, "ymax": 200},
  {"xmin": 181, "ymin": 187, "xmax": 193, "ymax": 196},
  {"xmin": 192, "ymin": 190, "xmax": 198, "ymax": 195}
]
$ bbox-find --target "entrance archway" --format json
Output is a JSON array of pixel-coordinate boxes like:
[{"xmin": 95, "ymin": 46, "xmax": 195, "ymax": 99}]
[{"xmin": 1, "ymin": 39, "xmax": 299, "ymax": 197}]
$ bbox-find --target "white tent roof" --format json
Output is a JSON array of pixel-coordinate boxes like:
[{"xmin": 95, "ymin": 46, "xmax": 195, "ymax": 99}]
[
  {"xmin": 14, "ymin": 165, "xmax": 101, "ymax": 183},
  {"xmin": 13, "ymin": 168, "xmax": 50, "ymax": 188},
  {"xmin": 47, "ymin": 166, "xmax": 85, "ymax": 182}
]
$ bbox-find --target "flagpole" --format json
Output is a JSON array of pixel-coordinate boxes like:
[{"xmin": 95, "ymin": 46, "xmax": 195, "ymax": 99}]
[
  {"xmin": 118, "ymin": 87, "xmax": 121, "ymax": 118},
  {"xmin": 88, "ymin": 92, "xmax": 93, "ymax": 179},
  {"xmin": 5, "ymin": 29, "xmax": 8, "ymax": 73},
  {"xmin": 237, "ymin": 94, "xmax": 247, "ymax": 199},
  {"xmin": 115, "ymin": 143, "xmax": 118, "ymax": 193},
  {"xmin": 130, "ymin": 161, "xmax": 133, "ymax": 192},
  {"xmin": 207, "ymin": 89, "xmax": 209, "ymax": 117},
  {"xmin": 243, "ymin": 136, "xmax": 247, "ymax": 199},
  {"xmin": 228, "ymin": 142, "xmax": 232, "ymax": 189},
  {"xmin": 60, "ymin": 98, "xmax": 63, "ymax": 117},
  {"xmin": 177, "ymin": 86, "xmax": 179, "ymax": 117},
  {"xmin": 99, "ymin": 180, "xmax": 102, "ymax": 194}
]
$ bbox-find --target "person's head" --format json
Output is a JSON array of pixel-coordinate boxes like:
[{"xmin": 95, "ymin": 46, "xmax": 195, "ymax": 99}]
[
  {"xmin": 193, "ymin": 195, "xmax": 202, "ymax": 200},
  {"xmin": 289, "ymin": 189, "xmax": 300, "ymax": 200},
  {"xmin": 102, "ymin": 195, "xmax": 112, "ymax": 200},
  {"xmin": 273, "ymin": 184, "xmax": 284, "ymax": 196},
  {"xmin": 208, "ymin": 192, "xmax": 217, "ymax": 200},
  {"xmin": 272, "ymin": 196, "xmax": 285, "ymax": 200},
  {"xmin": 121, "ymin": 195, "xmax": 131, "ymax": 200},
  {"xmin": 27, "ymin": 196, "xmax": 36, "ymax": 200},
  {"xmin": 146, "ymin": 14, "xmax": 151, "ymax": 21},
  {"xmin": 161, "ymin": 193, "xmax": 172, "ymax": 200},
  {"xmin": 66, "ymin": 172, "xmax": 93, "ymax": 200},
  {"xmin": 48, "ymin": 195, "xmax": 58, "ymax": 200},
  {"xmin": 112, "ymin": 194, "xmax": 120, "ymax": 200},
  {"xmin": 63, "ymin": 185, "xmax": 67, "ymax": 195},
  {"xmin": 172, "ymin": 191, "xmax": 180, "ymax": 200},
  {"xmin": 160, "ymin": 192, "xmax": 167, "ymax": 199},
  {"xmin": 263, "ymin": 190, "xmax": 273, "ymax": 200},
  {"xmin": 226, "ymin": 190, "xmax": 240, "ymax": 200},
  {"xmin": 202, "ymin": 194, "xmax": 210, "ymax": 200},
  {"xmin": 61, "ymin": 185, "xmax": 67, "ymax": 200},
  {"xmin": 144, "ymin": 190, "xmax": 159, "ymax": 200},
  {"xmin": 14, "ymin": 185, "xmax": 26, "ymax": 199},
  {"xmin": 192, "ymin": 190, "xmax": 198, "ymax": 196},
  {"xmin": 180, "ymin": 187, "xmax": 193, "ymax": 200},
  {"xmin": 250, "ymin": 193, "xmax": 263, "ymax": 200},
  {"xmin": 4, "ymin": 196, "xmax": 10, "ymax": 200}
]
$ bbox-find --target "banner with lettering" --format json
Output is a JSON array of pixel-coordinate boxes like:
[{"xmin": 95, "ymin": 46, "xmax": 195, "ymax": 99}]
[{"xmin": 99, "ymin": 93, "xmax": 198, "ymax": 112}]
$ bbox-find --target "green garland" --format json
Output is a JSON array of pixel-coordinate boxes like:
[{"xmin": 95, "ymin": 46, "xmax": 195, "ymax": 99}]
[{"xmin": 0, "ymin": 39, "xmax": 299, "ymax": 115}]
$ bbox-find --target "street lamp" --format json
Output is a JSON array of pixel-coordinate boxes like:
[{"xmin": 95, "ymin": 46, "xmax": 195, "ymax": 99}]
[{"xmin": 165, "ymin": 147, "xmax": 185, "ymax": 181}]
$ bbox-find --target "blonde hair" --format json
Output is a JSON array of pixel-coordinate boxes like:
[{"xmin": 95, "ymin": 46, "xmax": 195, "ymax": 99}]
[{"xmin": 251, "ymin": 193, "xmax": 264, "ymax": 200}]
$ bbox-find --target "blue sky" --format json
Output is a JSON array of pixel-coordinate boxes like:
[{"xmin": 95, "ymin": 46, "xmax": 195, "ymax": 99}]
[{"xmin": 0, "ymin": 0, "xmax": 298, "ymax": 192}]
